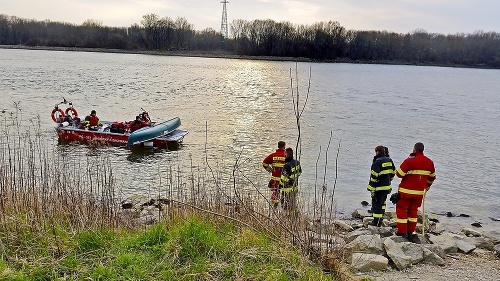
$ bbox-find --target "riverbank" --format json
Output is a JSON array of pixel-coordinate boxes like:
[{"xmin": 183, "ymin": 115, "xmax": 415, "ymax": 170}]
[{"xmin": 1, "ymin": 44, "xmax": 497, "ymax": 69}]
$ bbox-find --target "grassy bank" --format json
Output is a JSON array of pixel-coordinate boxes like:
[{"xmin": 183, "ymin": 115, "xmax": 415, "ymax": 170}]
[{"xmin": 0, "ymin": 217, "xmax": 336, "ymax": 281}]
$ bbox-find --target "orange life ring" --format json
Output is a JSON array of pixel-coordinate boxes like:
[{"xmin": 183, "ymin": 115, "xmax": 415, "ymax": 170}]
[
  {"xmin": 65, "ymin": 107, "xmax": 78, "ymax": 118},
  {"xmin": 51, "ymin": 108, "xmax": 65, "ymax": 122}
]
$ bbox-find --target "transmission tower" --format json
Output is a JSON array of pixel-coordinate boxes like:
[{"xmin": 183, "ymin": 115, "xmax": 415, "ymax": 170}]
[{"xmin": 220, "ymin": 0, "xmax": 229, "ymax": 39}]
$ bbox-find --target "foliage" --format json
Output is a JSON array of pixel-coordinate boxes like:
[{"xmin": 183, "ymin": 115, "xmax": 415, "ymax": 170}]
[{"xmin": 1, "ymin": 13, "xmax": 499, "ymax": 67}]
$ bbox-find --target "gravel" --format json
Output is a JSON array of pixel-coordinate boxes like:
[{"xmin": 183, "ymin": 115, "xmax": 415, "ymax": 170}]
[{"xmin": 356, "ymin": 249, "xmax": 500, "ymax": 281}]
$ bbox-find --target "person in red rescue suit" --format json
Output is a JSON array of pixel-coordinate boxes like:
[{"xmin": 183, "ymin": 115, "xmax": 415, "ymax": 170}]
[
  {"xmin": 367, "ymin": 145, "xmax": 395, "ymax": 227},
  {"xmin": 84, "ymin": 110, "xmax": 102, "ymax": 131},
  {"xmin": 262, "ymin": 141, "xmax": 286, "ymax": 206},
  {"xmin": 126, "ymin": 115, "xmax": 149, "ymax": 133},
  {"xmin": 280, "ymin": 147, "xmax": 302, "ymax": 212},
  {"xmin": 395, "ymin": 142, "xmax": 436, "ymax": 242}
]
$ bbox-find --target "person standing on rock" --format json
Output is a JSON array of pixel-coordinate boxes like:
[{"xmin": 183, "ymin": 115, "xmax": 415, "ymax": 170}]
[
  {"xmin": 395, "ymin": 142, "xmax": 436, "ymax": 242},
  {"xmin": 368, "ymin": 145, "xmax": 396, "ymax": 226}
]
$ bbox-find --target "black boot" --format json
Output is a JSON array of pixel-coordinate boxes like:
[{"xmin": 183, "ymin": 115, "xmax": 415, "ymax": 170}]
[
  {"xmin": 395, "ymin": 232, "xmax": 408, "ymax": 239},
  {"xmin": 408, "ymin": 233, "xmax": 420, "ymax": 244}
]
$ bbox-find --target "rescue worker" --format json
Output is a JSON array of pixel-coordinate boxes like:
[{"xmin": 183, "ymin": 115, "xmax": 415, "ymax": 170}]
[
  {"xmin": 395, "ymin": 142, "xmax": 436, "ymax": 243},
  {"xmin": 125, "ymin": 115, "xmax": 148, "ymax": 133},
  {"xmin": 84, "ymin": 110, "xmax": 102, "ymax": 131},
  {"xmin": 368, "ymin": 145, "xmax": 395, "ymax": 226},
  {"xmin": 280, "ymin": 147, "xmax": 302, "ymax": 213},
  {"xmin": 263, "ymin": 141, "xmax": 286, "ymax": 206}
]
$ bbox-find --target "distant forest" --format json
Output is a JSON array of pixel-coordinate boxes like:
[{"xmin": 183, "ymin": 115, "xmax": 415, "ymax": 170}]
[{"xmin": 1, "ymin": 13, "xmax": 500, "ymax": 68}]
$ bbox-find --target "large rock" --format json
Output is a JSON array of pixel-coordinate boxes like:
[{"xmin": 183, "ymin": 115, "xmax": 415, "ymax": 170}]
[
  {"xmin": 422, "ymin": 247, "xmax": 445, "ymax": 265},
  {"xmin": 367, "ymin": 226, "xmax": 393, "ymax": 238},
  {"xmin": 345, "ymin": 234, "xmax": 384, "ymax": 256},
  {"xmin": 383, "ymin": 238, "xmax": 413, "ymax": 270},
  {"xmin": 351, "ymin": 253, "xmax": 388, "ymax": 271},
  {"xmin": 461, "ymin": 227, "xmax": 483, "ymax": 237},
  {"xmin": 423, "ymin": 244, "xmax": 446, "ymax": 259},
  {"xmin": 400, "ymin": 242, "xmax": 424, "ymax": 264},
  {"xmin": 333, "ymin": 219, "xmax": 354, "ymax": 232},
  {"xmin": 345, "ymin": 229, "xmax": 372, "ymax": 243},
  {"xmin": 465, "ymin": 236, "xmax": 495, "ymax": 251},
  {"xmin": 428, "ymin": 233, "xmax": 458, "ymax": 253}
]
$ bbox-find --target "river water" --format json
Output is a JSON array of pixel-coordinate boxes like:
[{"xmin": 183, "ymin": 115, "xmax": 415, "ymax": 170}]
[{"xmin": 1, "ymin": 48, "xmax": 499, "ymax": 230}]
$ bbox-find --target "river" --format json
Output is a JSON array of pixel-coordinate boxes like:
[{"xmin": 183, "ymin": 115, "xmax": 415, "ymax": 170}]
[{"xmin": 1, "ymin": 48, "xmax": 499, "ymax": 230}]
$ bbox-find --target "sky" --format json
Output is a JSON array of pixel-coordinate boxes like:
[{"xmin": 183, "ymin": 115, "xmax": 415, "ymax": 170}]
[{"xmin": 1, "ymin": 0, "xmax": 499, "ymax": 35}]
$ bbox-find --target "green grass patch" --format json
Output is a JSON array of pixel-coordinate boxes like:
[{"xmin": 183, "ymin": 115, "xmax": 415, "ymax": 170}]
[{"xmin": 0, "ymin": 218, "xmax": 336, "ymax": 280}]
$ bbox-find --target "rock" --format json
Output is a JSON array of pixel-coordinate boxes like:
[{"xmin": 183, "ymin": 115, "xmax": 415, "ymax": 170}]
[
  {"xmin": 333, "ymin": 219, "xmax": 354, "ymax": 232},
  {"xmin": 383, "ymin": 238, "xmax": 413, "ymax": 270},
  {"xmin": 494, "ymin": 244, "xmax": 500, "ymax": 257},
  {"xmin": 483, "ymin": 230, "xmax": 500, "ymax": 244},
  {"xmin": 489, "ymin": 217, "xmax": 500, "ymax": 222},
  {"xmin": 361, "ymin": 200, "xmax": 370, "ymax": 206},
  {"xmin": 465, "ymin": 236, "xmax": 495, "ymax": 251},
  {"xmin": 461, "ymin": 227, "xmax": 483, "ymax": 237},
  {"xmin": 428, "ymin": 233, "xmax": 458, "ymax": 253},
  {"xmin": 351, "ymin": 253, "xmax": 388, "ymax": 271},
  {"xmin": 362, "ymin": 216, "xmax": 374, "ymax": 227},
  {"xmin": 400, "ymin": 242, "xmax": 424, "ymax": 264},
  {"xmin": 427, "ymin": 213, "xmax": 440, "ymax": 222},
  {"xmin": 345, "ymin": 234, "xmax": 384, "ymax": 256},
  {"xmin": 429, "ymin": 222, "xmax": 446, "ymax": 234},
  {"xmin": 471, "ymin": 221, "xmax": 482, "ymax": 227},
  {"xmin": 422, "ymin": 247, "xmax": 445, "ymax": 265},
  {"xmin": 423, "ymin": 244, "xmax": 446, "ymax": 259},
  {"xmin": 455, "ymin": 239, "xmax": 476, "ymax": 254},
  {"xmin": 352, "ymin": 209, "xmax": 372, "ymax": 219},
  {"xmin": 367, "ymin": 226, "xmax": 393, "ymax": 238},
  {"xmin": 345, "ymin": 229, "xmax": 372, "ymax": 243},
  {"xmin": 121, "ymin": 195, "xmax": 150, "ymax": 209}
]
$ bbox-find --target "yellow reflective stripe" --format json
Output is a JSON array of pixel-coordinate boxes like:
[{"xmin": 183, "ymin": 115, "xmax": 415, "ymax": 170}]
[
  {"xmin": 396, "ymin": 218, "xmax": 407, "ymax": 223},
  {"xmin": 427, "ymin": 180, "xmax": 434, "ymax": 184},
  {"xmin": 367, "ymin": 185, "xmax": 375, "ymax": 191},
  {"xmin": 375, "ymin": 185, "xmax": 392, "ymax": 191},
  {"xmin": 382, "ymin": 162, "xmax": 393, "ymax": 167},
  {"xmin": 382, "ymin": 205, "xmax": 386, "ymax": 210},
  {"xmin": 369, "ymin": 178, "xmax": 377, "ymax": 182},
  {"xmin": 271, "ymin": 176, "xmax": 280, "ymax": 181},
  {"xmin": 281, "ymin": 186, "xmax": 298, "ymax": 193},
  {"xmin": 379, "ymin": 170, "xmax": 395, "ymax": 175},
  {"xmin": 396, "ymin": 167, "xmax": 406, "ymax": 176},
  {"xmin": 273, "ymin": 163, "xmax": 285, "ymax": 168},
  {"xmin": 406, "ymin": 170, "xmax": 431, "ymax": 175},
  {"xmin": 373, "ymin": 214, "xmax": 383, "ymax": 218},
  {"xmin": 398, "ymin": 187, "xmax": 425, "ymax": 195},
  {"xmin": 429, "ymin": 173, "xmax": 436, "ymax": 177},
  {"xmin": 371, "ymin": 170, "xmax": 379, "ymax": 177},
  {"xmin": 408, "ymin": 217, "xmax": 418, "ymax": 222}
]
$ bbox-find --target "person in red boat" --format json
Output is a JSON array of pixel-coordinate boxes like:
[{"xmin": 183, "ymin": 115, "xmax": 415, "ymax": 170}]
[
  {"xmin": 84, "ymin": 110, "xmax": 102, "ymax": 131},
  {"xmin": 125, "ymin": 115, "xmax": 148, "ymax": 133},
  {"xmin": 263, "ymin": 140, "xmax": 286, "ymax": 207}
]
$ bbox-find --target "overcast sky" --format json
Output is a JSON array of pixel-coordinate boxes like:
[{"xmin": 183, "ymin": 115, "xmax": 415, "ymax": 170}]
[{"xmin": 2, "ymin": 0, "xmax": 499, "ymax": 35}]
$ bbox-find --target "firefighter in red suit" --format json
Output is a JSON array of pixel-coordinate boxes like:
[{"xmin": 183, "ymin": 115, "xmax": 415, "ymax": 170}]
[
  {"xmin": 263, "ymin": 141, "xmax": 286, "ymax": 206},
  {"xmin": 395, "ymin": 142, "xmax": 436, "ymax": 243},
  {"xmin": 126, "ymin": 115, "xmax": 148, "ymax": 133}
]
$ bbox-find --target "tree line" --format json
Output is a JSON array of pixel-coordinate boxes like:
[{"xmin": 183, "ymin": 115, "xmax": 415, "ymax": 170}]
[{"xmin": 1, "ymin": 14, "xmax": 499, "ymax": 68}]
